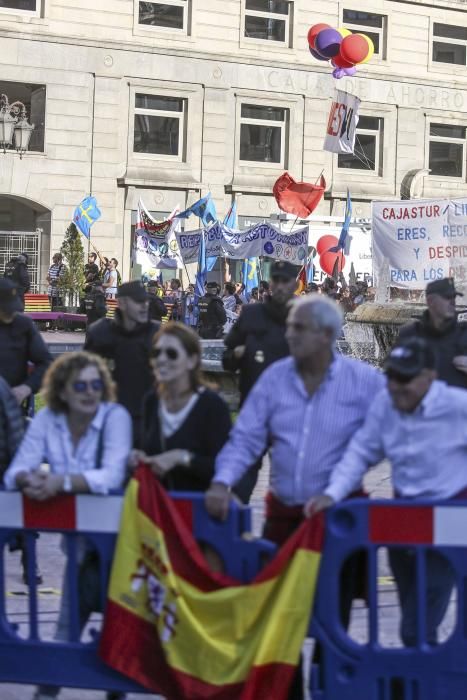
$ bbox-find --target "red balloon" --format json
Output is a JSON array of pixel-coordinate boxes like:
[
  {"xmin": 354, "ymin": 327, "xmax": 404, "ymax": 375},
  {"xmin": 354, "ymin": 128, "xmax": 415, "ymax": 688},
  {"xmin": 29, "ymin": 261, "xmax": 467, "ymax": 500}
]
[
  {"xmin": 332, "ymin": 51, "xmax": 355, "ymax": 69},
  {"xmin": 307, "ymin": 23, "xmax": 331, "ymax": 50},
  {"xmin": 316, "ymin": 235, "xmax": 338, "ymax": 255},
  {"xmin": 340, "ymin": 33, "xmax": 370, "ymax": 64},
  {"xmin": 320, "ymin": 251, "xmax": 346, "ymax": 276}
]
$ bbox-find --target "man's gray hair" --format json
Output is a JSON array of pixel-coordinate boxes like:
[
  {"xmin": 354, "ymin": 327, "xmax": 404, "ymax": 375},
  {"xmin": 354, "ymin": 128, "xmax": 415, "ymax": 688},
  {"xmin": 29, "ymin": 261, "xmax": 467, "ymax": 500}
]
[{"xmin": 291, "ymin": 294, "xmax": 343, "ymax": 342}]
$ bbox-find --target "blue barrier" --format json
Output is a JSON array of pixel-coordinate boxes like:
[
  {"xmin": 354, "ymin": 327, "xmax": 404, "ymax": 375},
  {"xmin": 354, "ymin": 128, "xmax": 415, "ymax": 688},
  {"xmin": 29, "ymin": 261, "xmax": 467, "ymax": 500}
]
[
  {"xmin": 309, "ymin": 499, "xmax": 467, "ymax": 700},
  {"xmin": 0, "ymin": 491, "xmax": 275, "ymax": 695}
]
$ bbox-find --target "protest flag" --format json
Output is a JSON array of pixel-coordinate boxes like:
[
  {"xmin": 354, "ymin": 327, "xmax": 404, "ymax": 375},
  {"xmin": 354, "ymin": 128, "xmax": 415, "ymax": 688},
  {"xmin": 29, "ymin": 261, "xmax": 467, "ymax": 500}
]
[
  {"xmin": 194, "ymin": 230, "xmax": 207, "ymax": 303},
  {"xmin": 73, "ymin": 195, "xmax": 101, "ymax": 239},
  {"xmin": 177, "ymin": 194, "xmax": 217, "ymax": 227},
  {"xmin": 273, "ymin": 172, "xmax": 326, "ymax": 219},
  {"xmin": 330, "ymin": 189, "xmax": 352, "ymax": 253},
  {"xmin": 100, "ymin": 466, "xmax": 324, "ymax": 700},
  {"xmin": 295, "ymin": 265, "xmax": 307, "ymax": 295},
  {"xmin": 206, "ymin": 202, "xmax": 238, "ymax": 272},
  {"xmin": 242, "ymin": 257, "xmax": 259, "ymax": 294}
]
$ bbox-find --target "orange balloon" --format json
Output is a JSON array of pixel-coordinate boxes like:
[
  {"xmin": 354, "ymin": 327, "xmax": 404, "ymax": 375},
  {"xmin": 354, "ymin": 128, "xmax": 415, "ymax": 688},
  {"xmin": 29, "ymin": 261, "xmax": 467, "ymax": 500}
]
[
  {"xmin": 316, "ymin": 235, "xmax": 339, "ymax": 255},
  {"xmin": 307, "ymin": 23, "xmax": 331, "ymax": 50},
  {"xmin": 340, "ymin": 33, "xmax": 370, "ymax": 64}
]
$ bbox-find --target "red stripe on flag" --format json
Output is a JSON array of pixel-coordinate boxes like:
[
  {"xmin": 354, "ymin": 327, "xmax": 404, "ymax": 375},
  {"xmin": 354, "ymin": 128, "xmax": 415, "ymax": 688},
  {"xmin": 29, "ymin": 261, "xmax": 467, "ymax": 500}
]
[
  {"xmin": 100, "ymin": 600, "xmax": 297, "ymax": 700},
  {"xmin": 23, "ymin": 494, "xmax": 76, "ymax": 530},
  {"xmin": 172, "ymin": 498, "xmax": 193, "ymax": 532},
  {"xmin": 369, "ymin": 505, "xmax": 433, "ymax": 544},
  {"xmin": 134, "ymin": 467, "xmax": 323, "ymax": 592}
]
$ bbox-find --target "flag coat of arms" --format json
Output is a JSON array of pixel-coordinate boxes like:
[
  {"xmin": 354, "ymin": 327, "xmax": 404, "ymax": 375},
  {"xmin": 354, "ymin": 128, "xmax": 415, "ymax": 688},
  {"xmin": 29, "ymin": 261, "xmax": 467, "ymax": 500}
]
[{"xmin": 100, "ymin": 467, "xmax": 324, "ymax": 700}]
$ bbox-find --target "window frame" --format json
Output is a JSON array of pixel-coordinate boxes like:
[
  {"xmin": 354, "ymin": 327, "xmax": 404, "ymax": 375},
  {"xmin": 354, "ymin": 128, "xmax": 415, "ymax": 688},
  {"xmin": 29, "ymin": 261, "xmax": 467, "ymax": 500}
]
[
  {"xmin": 135, "ymin": 0, "xmax": 189, "ymax": 36},
  {"xmin": 342, "ymin": 8, "xmax": 387, "ymax": 60},
  {"xmin": 337, "ymin": 115, "xmax": 384, "ymax": 177},
  {"xmin": 133, "ymin": 92, "xmax": 187, "ymax": 162},
  {"xmin": 238, "ymin": 101, "xmax": 289, "ymax": 169},
  {"xmin": 242, "ymin": 0, "xmax": 292, "ymax": 48},
  {"xmin": 431, "ymin": 21, "xmax": 467, "ymax": 67},
  {"xmin": 0, "ymin": 0, "xmax": 40, "ymax": 16},
  {"xmin": 427, "ymin": 121, "xmax": 467, "ymax": 181}
]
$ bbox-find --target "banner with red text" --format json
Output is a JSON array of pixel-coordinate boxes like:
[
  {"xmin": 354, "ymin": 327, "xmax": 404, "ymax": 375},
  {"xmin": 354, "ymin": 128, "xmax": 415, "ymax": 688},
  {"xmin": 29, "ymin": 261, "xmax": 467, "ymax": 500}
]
[
  {"xmin": 323, "ymin": 90, "xmax": 361, "ymax": 154},
  {"xmin": 372, "ymin": 198, "xmax": 467, "ymax": 289}
]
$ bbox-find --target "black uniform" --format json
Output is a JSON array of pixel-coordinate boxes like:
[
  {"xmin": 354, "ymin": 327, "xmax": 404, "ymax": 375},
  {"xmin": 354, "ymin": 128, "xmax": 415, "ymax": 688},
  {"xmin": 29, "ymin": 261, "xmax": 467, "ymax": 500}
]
[
  {"xmin": 84, "ymin": 311, "xmax": 160, "ymax": 443},
  {"xmin": 0, "ymin": 314, "xmax": 52, "ymax": 393},
  {"xmin": 84, "ymin": 262, "xmax": 100, "ymax": 288},
  {"xmin": 148, "ymin": 294, "xmax": 167, "ymax": 322},
  {"xmin": 398, "ymin": 311, "xmax": 467, "ymax": 389},
  {"xmin": 83, "ymin": 288, "xmax": 107, "ymax": 326},
  {"xmin": 223, "ymin": 298, "xmax": 290, "ymax": 502},
  {"xmin": 4, "ymin": 258, "xmax": 30, "ymax": 299},
  {"xmin": 197, "ymin": 294, "xmax": 227, "ymax": 339}
]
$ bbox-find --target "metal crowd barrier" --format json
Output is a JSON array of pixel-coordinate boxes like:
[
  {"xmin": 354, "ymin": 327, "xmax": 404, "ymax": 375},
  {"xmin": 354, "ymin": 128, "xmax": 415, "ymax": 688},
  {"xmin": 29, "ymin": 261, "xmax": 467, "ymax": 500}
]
[
  {"xmin": 0, "ymin": 491, "xmax": 274, "ymax": 695},
  {"xmin": 309, "ymin": 499, "xmax": 467, "ymax": 700},
  {"xmin": 1, "ymin": 495, "xmax": 466, "ymax": 698}
]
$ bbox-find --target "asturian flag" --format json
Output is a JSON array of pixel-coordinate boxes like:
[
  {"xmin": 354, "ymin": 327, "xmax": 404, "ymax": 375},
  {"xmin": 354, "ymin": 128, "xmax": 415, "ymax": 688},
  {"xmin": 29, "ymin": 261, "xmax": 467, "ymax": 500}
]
[
  {"xmin": 100, "ymin": 467, "xmax": 324, "ymax": 700},
  {"xmin": 73, "ymin": 195, "xmax": 101, "ymax": 239}
]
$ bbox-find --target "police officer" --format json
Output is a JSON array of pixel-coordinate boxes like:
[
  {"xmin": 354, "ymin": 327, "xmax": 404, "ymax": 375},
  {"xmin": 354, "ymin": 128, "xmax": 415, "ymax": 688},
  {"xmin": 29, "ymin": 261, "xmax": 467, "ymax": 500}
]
[
  {"xmin": 222, "ymin": 260, "xmax": 298, "ymax": 501},
  {"xmin": 3, "ymin": 252, "xmax": 30, "ymax": 305},
  {"xmin": 84, "ymin": 281, "xmax": 107, "ymax": 327},
  {"xmin": 197, "ymin": 281, "xmax": 227, "ymax": 339},
  {"xmin": 398, "ymin": 277, "xmax": 467, "ymax": 389}
]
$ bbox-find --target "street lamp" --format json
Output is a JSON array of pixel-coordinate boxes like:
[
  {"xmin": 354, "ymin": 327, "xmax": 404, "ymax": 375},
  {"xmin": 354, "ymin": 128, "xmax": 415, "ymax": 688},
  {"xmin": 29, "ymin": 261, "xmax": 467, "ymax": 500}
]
[{"xmin": 0, "ymin": 93, "xmax": 34, "ymax": 158}]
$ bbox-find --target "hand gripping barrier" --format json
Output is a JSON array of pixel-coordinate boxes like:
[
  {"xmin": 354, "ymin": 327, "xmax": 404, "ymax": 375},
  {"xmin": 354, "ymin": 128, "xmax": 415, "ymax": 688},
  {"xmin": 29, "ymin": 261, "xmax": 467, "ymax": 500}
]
[
  {"xmin": 0, "ymin": 490, "xmax": 275, "ymax": 695},
  {"xmin": 309, "ymin": 499, "xmax": 467, "ymax": 700}
]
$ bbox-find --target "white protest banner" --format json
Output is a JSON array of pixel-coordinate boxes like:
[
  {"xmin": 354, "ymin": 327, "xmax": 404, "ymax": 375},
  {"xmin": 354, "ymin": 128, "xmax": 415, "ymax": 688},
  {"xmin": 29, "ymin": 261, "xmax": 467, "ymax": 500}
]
[
  {"xmin": 323, "ymin": 90, "xmax": 361, "ymax": 155},
  {"xmin": 134, "ymin": 199, "xmax": 183, "ymax": 270},
  {"xmin": 176, "ymin": 222, "xmax": 309, "ymax": 265},
  {"xmin": 372, "ymin": 198, "xmax": 467, "ymax": 289}
]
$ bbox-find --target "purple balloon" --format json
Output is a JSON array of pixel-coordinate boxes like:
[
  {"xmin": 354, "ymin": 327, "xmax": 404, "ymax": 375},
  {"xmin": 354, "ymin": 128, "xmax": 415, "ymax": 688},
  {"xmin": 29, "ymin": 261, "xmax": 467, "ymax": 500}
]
[
  {"xmin": 314, "ymin": 28, "xmax": 342, "ymax": 59},
  {"xmin": 309, "ymin": 46, "xmax": 329, "ymax": 62},
  {"xmin": 332, "ymin": 67, "xmax": 346, "ymax": 79}
]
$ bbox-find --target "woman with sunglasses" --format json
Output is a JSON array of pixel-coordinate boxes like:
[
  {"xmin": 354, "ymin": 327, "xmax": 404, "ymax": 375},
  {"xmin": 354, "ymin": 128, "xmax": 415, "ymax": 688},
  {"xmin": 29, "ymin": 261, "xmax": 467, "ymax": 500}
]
[
  {"xmin": 132, "ymin": 322, "xmax": 231, "ymax": 492},
  {"xmin": 4, "ymin": 351, "xmax": 131, "ymax": 700},
  {"xmin": 4, "ymin": 351, "xmax": 132, "ymax": 498}
]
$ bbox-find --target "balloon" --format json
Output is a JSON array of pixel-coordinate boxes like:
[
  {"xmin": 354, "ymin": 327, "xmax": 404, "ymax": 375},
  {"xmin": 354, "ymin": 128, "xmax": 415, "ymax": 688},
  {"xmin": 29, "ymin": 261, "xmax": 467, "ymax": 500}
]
[
  {"xmin": 320, "ymin": 251, "xmax": 346, "ymax": 276},
  {"xmin": 340, "ymin": 33, "xmax": 372, "ymax": 64},
  {"xmin": 307, "ymin": 23, "xmax": 331, "ymax": 49},
  {"xmin": 359, "ymin": 33, "xmax": 375, "ymax": 64},
  {"xmin": 316, "ymin": 235, "xmax": 339, "ymax": 255},
  {"xmin": 332, "ymin": 67, "xmax": 345, "ymax": 79},
  {"xmin": 344, "ymin": 66, "xmax": 357, "ymax": 76},
  {"xmin": 315, "ymin": 28, "xmax": 343, "ymax": 59},
  {"xmin": 337, "ymin": 27, "xmax": 351, "ymax": 38},
  {"xmin": 309, "ymin": 46, "xmax": 329, "ymax": 62},
  {"xmin": 332, "ymin": 52, "xmax": 355, "ymax": 69}
]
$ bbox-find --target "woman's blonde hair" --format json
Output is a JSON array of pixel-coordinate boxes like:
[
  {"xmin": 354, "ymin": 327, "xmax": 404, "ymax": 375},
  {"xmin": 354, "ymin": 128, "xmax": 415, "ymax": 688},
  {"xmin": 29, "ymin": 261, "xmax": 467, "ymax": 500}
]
[
  {"xmin": 42, "ymin": 351, "xmax": 116, "ymax": 413},
  {"xmin": 151, "ymin": 322, "xmax": 203, "ymax": 392}
]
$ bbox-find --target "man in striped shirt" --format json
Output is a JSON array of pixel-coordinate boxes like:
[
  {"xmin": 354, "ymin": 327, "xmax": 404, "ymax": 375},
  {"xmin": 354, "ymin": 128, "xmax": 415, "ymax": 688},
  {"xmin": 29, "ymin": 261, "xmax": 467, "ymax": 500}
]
[{"xmin": 46, "ymin": 253, "xmax": 65, "ymax": 310}]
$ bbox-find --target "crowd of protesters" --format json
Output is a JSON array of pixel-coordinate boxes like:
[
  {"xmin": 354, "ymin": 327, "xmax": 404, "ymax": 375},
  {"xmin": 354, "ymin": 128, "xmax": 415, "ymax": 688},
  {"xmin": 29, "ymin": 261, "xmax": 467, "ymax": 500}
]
[{"xmin": 2, "ymin": 246, "xmax": 467, "ymax": 699}]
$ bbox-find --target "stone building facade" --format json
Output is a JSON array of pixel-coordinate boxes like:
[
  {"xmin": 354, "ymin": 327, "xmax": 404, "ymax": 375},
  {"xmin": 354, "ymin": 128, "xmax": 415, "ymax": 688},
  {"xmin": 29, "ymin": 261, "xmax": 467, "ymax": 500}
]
[{"xmin": 0, "ymin": 0, "xmax": 467, "ymax": 287}]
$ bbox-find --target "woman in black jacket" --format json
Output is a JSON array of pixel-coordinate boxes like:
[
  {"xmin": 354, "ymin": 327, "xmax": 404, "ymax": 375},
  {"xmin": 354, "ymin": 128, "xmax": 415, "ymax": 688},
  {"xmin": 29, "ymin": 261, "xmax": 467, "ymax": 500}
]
[{"xmin": 133, "ymin": 322, "xmax": 232, "ymax": 492}]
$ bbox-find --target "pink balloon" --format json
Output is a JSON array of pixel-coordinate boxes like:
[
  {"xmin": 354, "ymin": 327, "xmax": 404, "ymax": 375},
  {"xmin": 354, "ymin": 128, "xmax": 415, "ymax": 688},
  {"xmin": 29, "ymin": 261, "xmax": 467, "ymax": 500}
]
[{"xmin": 316, "ymin": 235, "xmax": 339, "ymax": 255}]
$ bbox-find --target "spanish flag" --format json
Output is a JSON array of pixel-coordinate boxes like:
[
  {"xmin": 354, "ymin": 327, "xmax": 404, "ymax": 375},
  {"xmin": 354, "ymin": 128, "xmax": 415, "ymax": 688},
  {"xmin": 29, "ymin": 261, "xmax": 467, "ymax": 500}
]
[
  {"xmin": 295, "ymin": 265, "xmax": 307, "ymax": 295},
  {"xmin": 100, "ymin": 467, "xmax": 323, "ymax": 699}
]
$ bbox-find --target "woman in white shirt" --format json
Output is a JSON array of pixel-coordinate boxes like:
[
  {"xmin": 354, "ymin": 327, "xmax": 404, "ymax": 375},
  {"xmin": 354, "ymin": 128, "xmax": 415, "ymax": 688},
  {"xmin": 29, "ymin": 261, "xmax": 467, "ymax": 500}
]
[{"xmin": 4, "ymin": 351, "xmax": 131, "ymax": 700}]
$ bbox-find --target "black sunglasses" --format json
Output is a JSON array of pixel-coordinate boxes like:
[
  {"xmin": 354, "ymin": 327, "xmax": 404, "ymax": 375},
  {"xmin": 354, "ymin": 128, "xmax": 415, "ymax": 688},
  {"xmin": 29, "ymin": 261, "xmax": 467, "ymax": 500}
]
[
  {"xmin": 385, "ymin": 371, "xmax": 415, "ymax": 385},
  {"xmin": 72, "ymin": 379, "xmax": 104, "ymax": 393},
  {"xmin": 151, "ymin": 347, "xmax": 179, "ymax": 360}
]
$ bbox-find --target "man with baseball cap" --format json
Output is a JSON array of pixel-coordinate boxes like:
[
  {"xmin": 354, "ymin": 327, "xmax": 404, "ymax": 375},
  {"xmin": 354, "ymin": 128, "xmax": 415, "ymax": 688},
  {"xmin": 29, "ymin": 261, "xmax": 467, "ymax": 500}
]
[
  {"xmin": 85, "ymin": 281, "xmax": 160, "ymax": 444},
  {"xmin": 306, "ymin": 337, "xmax": 467, "ymax": 648},
  {"xmin": 398, "ymin": 277, "xmax": 467, "ymax": 388},
  {"xmin": 222, "ymin": 260, "xmax": 299, "ymax": 502}
]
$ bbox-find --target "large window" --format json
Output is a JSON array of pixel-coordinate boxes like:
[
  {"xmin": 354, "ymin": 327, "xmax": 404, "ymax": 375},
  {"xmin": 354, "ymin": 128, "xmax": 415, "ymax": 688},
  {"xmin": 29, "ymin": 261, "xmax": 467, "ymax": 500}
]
[
  {"xmin": 239, "ymin": 104, "xmax": 288, "ymax": 165},
  {"xmin": 338, "ymin": 116, "xmax": 383, "ymax": 174},
  {"xmin": 432, "ymin": 23, "xmax": 467, "ymax": 65},
  {"xmin": 343, "ymin": 9, "xmax": 386, "ymax": 58},
  {"xmin": 244, "ymin": 0, "xmax": 291, "ymax": 45},
  {"xmin": 429, "ymin": 123, "xmax": 465, "ymax": 178},
  {"xmin": 138, "ymin": 0, "xmax": 188, "ymax": 32},
  {"xmin": 0, "ymin": 81, "xmax": 45, "ymax": 152},
  {"xmin": 0, "ymin": 0, "xmax": 37, "ymax": 11},
  {"xmin": 133, "ymin": 94, "xmax": 186, "ymax": 159}
]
